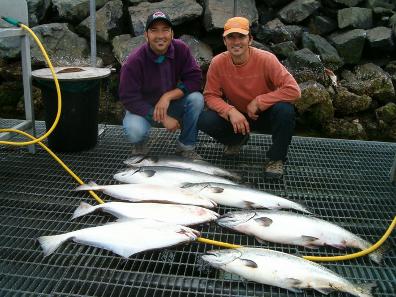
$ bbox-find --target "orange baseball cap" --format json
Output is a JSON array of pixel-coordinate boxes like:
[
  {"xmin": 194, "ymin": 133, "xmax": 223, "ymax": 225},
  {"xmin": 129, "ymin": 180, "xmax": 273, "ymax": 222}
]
[{"xmin": 223, "ymin": 17, "xmax": 250, "ymax": 37}]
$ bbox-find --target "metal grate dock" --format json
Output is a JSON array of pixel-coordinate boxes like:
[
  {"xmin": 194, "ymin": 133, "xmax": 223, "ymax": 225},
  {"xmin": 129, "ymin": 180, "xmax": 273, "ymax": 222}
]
[{"xmin": 1, "ymin": 119, "xmax": 395, "ymax": 297}]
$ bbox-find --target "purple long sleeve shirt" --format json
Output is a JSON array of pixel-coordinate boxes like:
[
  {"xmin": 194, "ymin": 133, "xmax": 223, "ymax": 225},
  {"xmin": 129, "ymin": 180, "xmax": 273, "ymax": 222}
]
[{"xmin": 119, "ymin": 39, "xmax": 202, "ymax": 117}]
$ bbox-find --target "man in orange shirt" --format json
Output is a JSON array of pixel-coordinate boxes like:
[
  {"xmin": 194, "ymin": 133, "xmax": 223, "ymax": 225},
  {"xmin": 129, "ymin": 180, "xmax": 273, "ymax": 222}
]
[{"xmin": 198, "ymin": 17, "xmax": 301, "ymax": 179}]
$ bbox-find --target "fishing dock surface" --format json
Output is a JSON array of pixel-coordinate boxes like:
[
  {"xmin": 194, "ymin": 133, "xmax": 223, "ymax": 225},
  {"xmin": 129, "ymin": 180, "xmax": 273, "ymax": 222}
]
[{"xmin": 1, "ymin": 119, "xmax": 395, "ymax": 297}]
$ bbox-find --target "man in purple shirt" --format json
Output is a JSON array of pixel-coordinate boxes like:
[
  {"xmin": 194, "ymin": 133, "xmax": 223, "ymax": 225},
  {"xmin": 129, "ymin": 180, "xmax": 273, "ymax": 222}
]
[{"xmin": 119, "ymin": 11, "xmax": 204, "ymax": 159}]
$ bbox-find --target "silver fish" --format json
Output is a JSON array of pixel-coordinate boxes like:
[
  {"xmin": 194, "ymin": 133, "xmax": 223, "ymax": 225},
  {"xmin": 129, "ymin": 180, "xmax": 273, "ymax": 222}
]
[
  {"xmin": 75, "ymin": 182, "xmax": 217, "ymax": 209},
  {"xmin": 216, "ymin": 210, "xmax": 383, "ymax": 264},
  {"xmin": 202, "ymin": 247, "xmax": 375, "ymax": 297},
  {"xmin": 113, "ymin": 166, "xmax": 237, "ymax": 187},
  {"xmin": 72, "ymin": 201, "xmax": 219, "ymax": 226},
  {"xmin": 124, "ymin": 155, "xmax": 241, "ymax": 181},
  {"xmin": 38, "ymin": 219, "xmax": 199, "ymax": 258},
  {"xmin": 181, "ymin": 182, "xmax": 310, "ymax": 213}
]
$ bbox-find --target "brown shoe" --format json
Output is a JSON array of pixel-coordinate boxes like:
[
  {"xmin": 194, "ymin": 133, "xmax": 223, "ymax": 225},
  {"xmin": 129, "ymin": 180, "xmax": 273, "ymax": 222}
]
[
  {"xmin": 131, "ymin": 142, "xmax": 149, "ymax": 155},
  {"xmin": 264, "ymin": 160, "xmax": 284, "ymax": 179},
  {"xmin": 223, "ymin": 135, "xmax": 249, "ymax": 157}
]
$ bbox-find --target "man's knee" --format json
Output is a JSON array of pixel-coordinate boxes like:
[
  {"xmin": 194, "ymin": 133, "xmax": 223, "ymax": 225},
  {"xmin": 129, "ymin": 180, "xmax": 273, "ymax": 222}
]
[
  {"xmin": 272, "ymin": 102, "xmax": 295, "ymax": 121},
  {"xmin": 123, "ymin": 115, "xmax": 150, "ymax": 144},
  {"xmin": 186, "ymin": 92, "xmax": 204, "ymax": 112}
]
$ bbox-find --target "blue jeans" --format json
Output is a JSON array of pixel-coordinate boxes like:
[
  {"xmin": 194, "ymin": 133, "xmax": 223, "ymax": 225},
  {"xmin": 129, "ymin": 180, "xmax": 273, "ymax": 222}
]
[
  {"xmin": 198, "ymin": 102, "xmax": 295, "ymax": 161},
  {"xmin": 123, "ymin": 92, "xmax": 204, "ymax": 149}
]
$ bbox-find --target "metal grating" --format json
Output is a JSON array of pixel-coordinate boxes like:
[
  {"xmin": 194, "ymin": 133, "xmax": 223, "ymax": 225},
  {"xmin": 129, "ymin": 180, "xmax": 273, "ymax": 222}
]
[{"xmin": 1, "ymin": 119, "xmax": 395, "ymax": 297}]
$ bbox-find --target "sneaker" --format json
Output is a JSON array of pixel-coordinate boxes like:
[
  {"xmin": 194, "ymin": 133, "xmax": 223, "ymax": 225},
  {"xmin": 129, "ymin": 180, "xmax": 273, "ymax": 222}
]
[
  {"xmin": 264, "ymin": 160, "xmax": 284, "ymax": 179},
  {"xmin": 131, "ymin": 142, "xmax": 149, "ymax": 155},
  {"xmin": 223, "ymin": 135, "xmax": 250, "ymax": 157},
  {"xmin": 176, "ymin": 149, "xmax": 203, "ymax": 160}
]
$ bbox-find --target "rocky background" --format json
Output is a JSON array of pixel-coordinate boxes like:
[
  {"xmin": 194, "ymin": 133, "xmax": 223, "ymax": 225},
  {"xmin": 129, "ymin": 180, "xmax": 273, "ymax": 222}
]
[{"xmin": 1, "ymin": 0, "xmax": 396, "ymax": 141}]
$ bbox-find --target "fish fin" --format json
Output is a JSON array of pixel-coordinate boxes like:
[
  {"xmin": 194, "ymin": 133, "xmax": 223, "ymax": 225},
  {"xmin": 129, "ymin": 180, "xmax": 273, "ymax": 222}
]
[
  {"xmin": 315, "ymin": 287, "xmax": 334, "ymax": 295},
  {"xmin": 255, "ymin": 237, "xmax": 267, "ymax": 244},
  {"xmin": 209, "ymin": 186, "xmax": 224, "ymax": 193},
  {"xmin": 368, "ymin": 242, "xmax": 391, "ymax": 264},
  {"xmin": 38, "ymin": 233, "xmax": 70, "ymax": 256},
  {"xmin": 301, "ymin": 235, "xmax": 319, "ymax": 242},
  {"xmin": 356, "ymin": 281, "xmax": 376, "ymax": 297},
  {"xmin": 71, "ymin": 202, "xmax": 96, "ymax": 220},
  {"xmin": 254, "ymin": 217, "xmax": 273, "ymax": 226},
  {"xmin": 142, "ymin": 169, "xmax": 156, "ymax": 177},
  {"xmin": 123, "ymin": 155, "xmax": 147, "ymax": 166},
  {"xmin": 240, "ymin": 258, "xmax": 258, "ymax": 268},
  {"xmin": 328, "ymin": 243, "xmax": 347, "ymax": 250},
  {"xmin": 243, "ymin": 201, "xmax": 255, "ymax": 209},
  {"xmin": 284, "ymin": 278, "xmax": 303, "ymax": 293},
  {"xmin": 74, "ymin": 181, "xmax": 100, "ymax": 191}
]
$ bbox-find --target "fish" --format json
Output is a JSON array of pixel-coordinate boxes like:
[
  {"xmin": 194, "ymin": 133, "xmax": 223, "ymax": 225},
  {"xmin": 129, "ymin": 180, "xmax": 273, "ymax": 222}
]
[
  {"xmin": 113, "ymin": 166, "xmax": 237, "ymax": 187},
  {"xmin": 72, "ymin": 201, "xmax": 219, "ymax": 226},
  {"xmin": 216, "ymin": 210, "xmax": 384, "ymax": 264},
  {"xmin": 202, "ymin": 247, "xmax": 375, "ymax": 297},
  {"xmin": 123, "ymin": 155, "xmax": 242, "ymax": 181},
  {"xmin": 38, "ymin": 219, "xmax": 200, "ymax": 258},
  {"xmin": 181, "ymin": 182, "xmax": 310, "ymax": 213},
  {"xmin": 75, "ymin": 182, "xmax": 217, "ymax": 209}
]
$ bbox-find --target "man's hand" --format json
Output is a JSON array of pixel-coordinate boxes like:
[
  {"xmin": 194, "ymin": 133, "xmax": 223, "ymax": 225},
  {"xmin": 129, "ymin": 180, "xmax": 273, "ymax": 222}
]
[
  {"xmin": 227, "ymin": 108, "xmax": 250, "ymax": 135},
  {"xmin": 162, "ymin": 115, "xmax": 180, "ymax": 132},
  {"xmin": 153, "ymin": 95, "xmax": 170, "ymax": 122},
  {"xmin": 247, "ymin": 98, "xmax": 260, "ymax": 120}
]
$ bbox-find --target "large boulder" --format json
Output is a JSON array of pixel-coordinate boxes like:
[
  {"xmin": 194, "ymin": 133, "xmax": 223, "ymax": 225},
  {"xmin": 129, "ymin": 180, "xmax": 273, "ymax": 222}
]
[
  {"xmin": 324, "ymin": 118, "xmax": 367, "ymax": 139},
  {"xmin": 128, "ymin": 0, "xmax": 203, "ymax": 36},
  {"xmin": 30, "ymin": 23, "xmax": 91, "ymax": 67},
  {"xmin": 337, "ymin": 7, "xmax": 373, "ymax": 29},
  {"xmin": 278, "ymin": 0, "xmax": 321, "ymax": 24},
  {"xmin": 78, "ymin": 0, "xmax": 124, "ymax": 43},
  {"xmin": 27, "ymin": 0, "xmax": 51, "ymax": 26},
  {"xmin": 328, "ymin": 29, "xmax": 366, "ymax": 64},
  {"xmin": 179, "ymin": 35, "xmax": 213, "ymax": 72},
  {"xmin": 203, "ymin": 0, "xmax": 258, "ymax": 32},
  {"xmin": 295, "ymin": 81, "xmax": 334, "ymax": 126},
  {"xmin": 302, "ymin": 32, "xmax": 343, "ymax": 70},
  {"xmin": 340, "ymin": 63, "xmax": 396, "ymax": 102},
  {"xmin": 366, "ymin": 27, "xmax": 395, "ymax": 54},
  {"xmin": 112, "ymin": 34, "xmax": 145, "ymax": 65},
  {"xmin": 51, "ymin": 0, "xmax": 108, "ymax": 23},
  {"xmin": 375, "ymin": 102, "xmax": 396, "ymax": 124},
  {"xmin": 333, "ymin": 86, "xmax": 372, "ymax": 115}
]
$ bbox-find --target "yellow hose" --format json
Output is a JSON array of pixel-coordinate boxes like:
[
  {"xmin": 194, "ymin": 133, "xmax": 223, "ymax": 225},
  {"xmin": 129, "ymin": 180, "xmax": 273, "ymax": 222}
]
[
  {"xmin": 303, "ymin": 215, "xmax": 395, "ymax": 262},
  {"xmin": 0, "ymin": 23, "xmax": 62, "ymax": 146}
]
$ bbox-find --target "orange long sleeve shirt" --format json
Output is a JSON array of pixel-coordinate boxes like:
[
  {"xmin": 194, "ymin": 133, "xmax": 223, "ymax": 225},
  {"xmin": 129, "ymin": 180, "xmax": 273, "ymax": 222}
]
[{"xmin": 204, "ymin": 47, "xmax": 301, "ymax": 119}]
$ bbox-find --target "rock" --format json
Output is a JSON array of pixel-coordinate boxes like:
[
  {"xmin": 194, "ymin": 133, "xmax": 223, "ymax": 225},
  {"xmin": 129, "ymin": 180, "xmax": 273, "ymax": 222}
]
[
  {"xmin": 270, "ymin": 41, "xmax": 297, "ymax": 59},
  {"xmin": 375, "ymin": 102, "xmax": 396, "ymax": 123},
  {"xmin": 278, "ymin": 0, "xmax": 321, "ymax": 24},
  {"xmin": 308, "ymin": 15, "xmax": 338, "ymax": 35},
  {"xmin": 333, "ymin": 0, "xmax": 363, "ymax": 6},
  {"xmin": 302, "ymin": 32, "xmax": 343, "ymax": 70},
  {"xmin": 328, "ymin": 29, "xmax": 366, "ymax": 64},
  {"xmin": 366, "ymin": 27, "xmax": 395, "ymax": 53},
  {"xmin": 256, "ymin": 19, "xmax": 294, "ymax": 44},
  {"xmin": 30, "ymin": 23, "xmax": 91, "ymax": 67},
  {"xmin": 337, "ymin": 7, "xmax": 373, "ymax": 29},
  {"xmin": 285, "ymin": 48, "xmax": 328, "ymax": 85},
  {"xmin": 203, "ymin": 0, "xmax": 258, "ymax": 32},
  {"xmin": 295, "ymin": 81, "xmax": 334, "ymax": 126},
  {"xmin": 324, "ymin": 118, "xmax": 367, "ymax": 139},
  {"xmin": 340, "ymin": 63, "xmax": 395, "ymax": 102},
  {"xmin": 0, "ymin": 61, "xmax": 22, "ymax": 81},
  {"xmin": 251, "ymin": 40, "xmax": 271, "ymax": 52},
  {"xmin": 51, "ymin": 0, "xmax": 108, "ymax": 23},
  {"xmin": 0, "ymin": 37, "xmax": 21, "ymax": 60},
  {"xmin": 78, "ymin": 0, "xmax": 124, "ymax": 43},
  {"xmin": 112, "ymin": 34, "xmax": 145, "ymax": 65},
  {"xmin": 128, "ymin": 0, "xmax": 203, "ymax": 36},
  {"xmin": 27, "ymin": 0, "xmax": 51, "ymax": 26},
  {"xmin": 333, "ymin": 86, "xmax": 372, "ymax": 115},
  {"xmin": 179, "ymin": 35, "xmax": 213, "ymax": 72},
  {"xmin": 0, "ymin": 81, "xmax": 23, "ymax": 107}
]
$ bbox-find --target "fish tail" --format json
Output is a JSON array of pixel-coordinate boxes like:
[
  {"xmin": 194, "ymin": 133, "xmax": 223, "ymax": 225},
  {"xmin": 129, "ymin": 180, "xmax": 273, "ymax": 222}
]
[
  {"xmin": 72, "ymin": 201, "xmax": 97, "ymax": 220},
  {"xmin": 358, "ymin": 238, "xmax": 390, "ymax": 264},
  {"xmin": 74, "ymin": 181, "xmax": 101, "ymax": 191},
  {"xmin": 38, "ymin": 233, "xmax": 70, "ymax": 257},
  {"xmin": 355, "ymin": 281, "xmax": 376, "ymax": 297}
]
